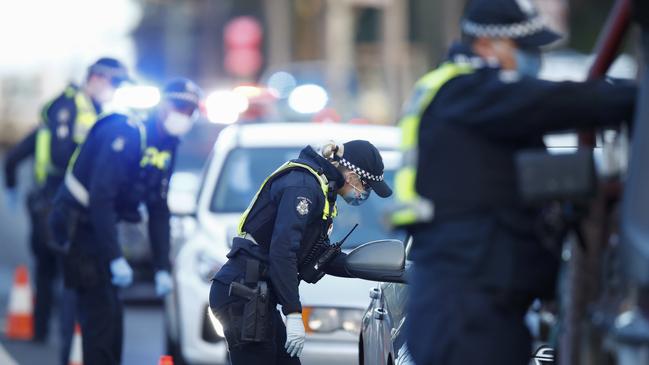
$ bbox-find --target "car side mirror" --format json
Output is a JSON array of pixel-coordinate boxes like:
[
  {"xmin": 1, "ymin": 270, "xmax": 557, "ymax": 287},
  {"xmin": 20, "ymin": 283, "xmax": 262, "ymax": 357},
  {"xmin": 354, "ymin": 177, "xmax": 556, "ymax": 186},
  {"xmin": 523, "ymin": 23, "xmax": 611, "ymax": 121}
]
[{"xmin": 345, "ymin": 239, "xmax": 406, "ymax": 283}]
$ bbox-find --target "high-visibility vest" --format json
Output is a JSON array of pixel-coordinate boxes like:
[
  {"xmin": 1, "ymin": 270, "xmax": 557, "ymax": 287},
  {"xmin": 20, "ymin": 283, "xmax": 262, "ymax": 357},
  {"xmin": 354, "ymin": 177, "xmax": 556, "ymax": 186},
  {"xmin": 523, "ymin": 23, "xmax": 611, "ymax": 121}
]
[
  {"xmin": 34, "ymin": 86, "xmax": 98, "ymax": 185},
  {"xmin": 64, "ymin": 115, "xmax": 151, "ymax": 208},
  {"xmin": 238, "ymin": 161, "xmax": 338, "ymax": 237},
  {"xmin": 390, "ymin": 62, "xmax": 475, "ymax": 227}
]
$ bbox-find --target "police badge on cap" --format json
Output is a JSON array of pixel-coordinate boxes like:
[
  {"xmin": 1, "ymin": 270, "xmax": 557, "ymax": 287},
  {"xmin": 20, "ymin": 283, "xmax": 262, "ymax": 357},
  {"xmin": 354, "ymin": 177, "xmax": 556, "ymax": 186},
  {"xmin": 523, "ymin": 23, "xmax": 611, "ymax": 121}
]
[{"xmin": 461, "ymin": 0, "xmax": 561, "ymax": 49}]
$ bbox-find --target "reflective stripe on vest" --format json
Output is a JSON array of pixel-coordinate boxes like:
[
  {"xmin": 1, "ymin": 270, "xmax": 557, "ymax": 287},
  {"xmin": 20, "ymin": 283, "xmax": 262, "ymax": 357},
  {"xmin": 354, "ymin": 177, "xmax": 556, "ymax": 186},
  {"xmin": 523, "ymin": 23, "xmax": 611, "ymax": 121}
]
[
  {"xmin": 390, "ymin": 62, "xmax": 475, "ymax": 227},
  {"xmin": 237, "ymin": 161, "xmax": 338, "ymax": 236},
  {"xmin": 34, "ymin": 87, "xmax": 98, "ymax": 184},
  {"xmin": 65, "ymin": 116, "xmax": 148, "ymax": 207}
]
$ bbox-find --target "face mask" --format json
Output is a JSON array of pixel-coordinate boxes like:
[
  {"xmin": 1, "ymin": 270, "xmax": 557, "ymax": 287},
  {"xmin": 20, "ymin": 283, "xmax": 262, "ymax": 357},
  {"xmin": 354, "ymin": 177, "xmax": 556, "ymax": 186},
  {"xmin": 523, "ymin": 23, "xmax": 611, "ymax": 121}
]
[
  {"xmin": 342, "ymin": 181, "xmax": 371, "ymax": 206},
  {"xmin": 515, "ymin": 49, "xmax": 542, "ymax": 78},
  {"xmin": 95, "ymin": 86, "xmax": 116, "ymax": 104},
  {"xmin": 163, "ymin": 111, "xmax": 193, "ymax": 137}
]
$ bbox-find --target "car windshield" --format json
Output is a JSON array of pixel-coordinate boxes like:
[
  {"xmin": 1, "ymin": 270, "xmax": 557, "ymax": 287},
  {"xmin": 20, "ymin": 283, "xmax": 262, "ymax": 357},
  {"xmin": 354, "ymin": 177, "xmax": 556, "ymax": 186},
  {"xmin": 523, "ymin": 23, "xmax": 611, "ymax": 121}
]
[{"xmin": 209, "ymin": 147, "xmax": 399, "ymax": 248}]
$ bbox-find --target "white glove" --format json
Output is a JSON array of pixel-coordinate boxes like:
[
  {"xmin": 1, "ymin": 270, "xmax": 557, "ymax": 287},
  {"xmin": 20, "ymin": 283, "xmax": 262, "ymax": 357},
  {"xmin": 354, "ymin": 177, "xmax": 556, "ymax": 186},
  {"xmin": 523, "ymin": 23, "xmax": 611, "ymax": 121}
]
[
  {"xmin": 110, "ymin": 257, "xmax": 133, "ymax": 287},
  {"xmin": 284, "ymin": 313, "xmax": 306, "ymax": 357},
  {"xmin": 155, "ymin": 270, "xmax": 173, "ymax": 297}
]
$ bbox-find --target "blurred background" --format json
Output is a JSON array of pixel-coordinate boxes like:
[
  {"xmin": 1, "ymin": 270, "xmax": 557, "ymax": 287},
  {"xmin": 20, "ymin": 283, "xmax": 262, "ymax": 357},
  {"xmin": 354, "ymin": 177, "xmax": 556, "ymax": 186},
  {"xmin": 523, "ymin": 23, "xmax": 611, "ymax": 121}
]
[
  {"xmin": 0, "ymin": 0, "xmax": 640, "ymax": 364},
  {"xmin": 0, "ymin": 0, "xmax": 635, "ymax": 145}
]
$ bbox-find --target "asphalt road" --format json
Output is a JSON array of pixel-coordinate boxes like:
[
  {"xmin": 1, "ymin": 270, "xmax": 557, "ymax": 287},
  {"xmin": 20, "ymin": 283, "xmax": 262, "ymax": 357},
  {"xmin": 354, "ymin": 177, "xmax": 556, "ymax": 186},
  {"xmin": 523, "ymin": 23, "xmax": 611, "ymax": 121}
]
[{"xmin": 0, "ymin": 151, "xmax": 166, "ymax": 365}]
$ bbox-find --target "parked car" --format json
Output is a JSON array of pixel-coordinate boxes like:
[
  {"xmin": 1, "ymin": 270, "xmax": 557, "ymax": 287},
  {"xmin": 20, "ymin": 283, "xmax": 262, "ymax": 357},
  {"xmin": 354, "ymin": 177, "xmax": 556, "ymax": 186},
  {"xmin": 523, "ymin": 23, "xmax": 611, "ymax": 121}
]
[
  {"xmin": 359, "ymin": 236, "xmax": 413, "ymax": 365},
  {"xmin": 164, "ymin": 122, "xmax": 401, "ymax": 365}
]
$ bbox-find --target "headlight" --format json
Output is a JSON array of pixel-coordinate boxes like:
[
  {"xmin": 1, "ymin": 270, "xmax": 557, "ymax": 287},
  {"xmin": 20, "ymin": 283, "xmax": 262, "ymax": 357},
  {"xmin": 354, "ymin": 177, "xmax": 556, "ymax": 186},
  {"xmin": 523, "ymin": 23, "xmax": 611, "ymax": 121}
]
[
  {"xmin": 207, "ymin": 307, "xmax": 225, "ymax": 338},
  {"xmin": 303, "ymin": 307, "xmax": 364, "ymax": 335},
  {"xmin": 195, "ymin": 249, "xmax": 222, "ymax": 283}
]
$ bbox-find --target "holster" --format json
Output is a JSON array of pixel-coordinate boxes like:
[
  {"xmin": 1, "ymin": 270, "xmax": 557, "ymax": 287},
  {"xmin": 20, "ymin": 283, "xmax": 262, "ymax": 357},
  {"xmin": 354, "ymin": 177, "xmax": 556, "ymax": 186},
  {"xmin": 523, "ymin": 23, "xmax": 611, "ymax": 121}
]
[{"xmin": 227, "ymin": 259, "xmax": 271, "ymax": 344}]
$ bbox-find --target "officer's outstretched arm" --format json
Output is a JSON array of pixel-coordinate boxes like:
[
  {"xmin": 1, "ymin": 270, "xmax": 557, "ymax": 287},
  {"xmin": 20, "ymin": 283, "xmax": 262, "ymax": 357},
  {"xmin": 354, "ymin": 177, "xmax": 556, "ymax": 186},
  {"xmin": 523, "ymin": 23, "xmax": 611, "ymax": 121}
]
[
  {"xmin": 4, "ymin": 129, "xmax": 37, "ymax": 189},
  {"xmin": 87, "ymin": 132, "xmax": 139, "ymax": 261},
  {"xmin": 269, "ymin": 185, "xmax": 320, "ymax": 315},
  {"xmin": 454, "ymin": 77, "xmax": 636, "ymax": 140},
  {"xmin": 322, "ymin": 252, "xmax": 352, "ymax": 278}
]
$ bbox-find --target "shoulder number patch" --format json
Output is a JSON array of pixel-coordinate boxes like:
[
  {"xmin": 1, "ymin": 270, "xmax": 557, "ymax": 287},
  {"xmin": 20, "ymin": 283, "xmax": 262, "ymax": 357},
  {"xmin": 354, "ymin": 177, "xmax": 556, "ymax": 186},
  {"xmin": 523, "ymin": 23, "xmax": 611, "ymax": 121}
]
[{"xmin": 296, "ymin": 197, "xmax": 311, "ymax": 216}]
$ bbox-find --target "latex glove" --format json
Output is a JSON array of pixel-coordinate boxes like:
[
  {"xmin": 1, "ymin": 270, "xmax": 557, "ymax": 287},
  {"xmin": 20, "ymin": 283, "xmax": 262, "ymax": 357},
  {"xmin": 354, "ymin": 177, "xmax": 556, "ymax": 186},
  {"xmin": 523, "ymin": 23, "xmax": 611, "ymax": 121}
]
[
  {"xmin": 4, "ymin": 188, "xmax": 19, "ymax": 211},
  {"xmin": 284, "ymin": 313, "xmax": 306, "ymax": 357},
  {"xmin": 110, "ymin": 257, "xmax": 133, "ymax": 287},
  {"xmin": 155, "ymin": 270, "xmax": 173, "ymax": 297}
]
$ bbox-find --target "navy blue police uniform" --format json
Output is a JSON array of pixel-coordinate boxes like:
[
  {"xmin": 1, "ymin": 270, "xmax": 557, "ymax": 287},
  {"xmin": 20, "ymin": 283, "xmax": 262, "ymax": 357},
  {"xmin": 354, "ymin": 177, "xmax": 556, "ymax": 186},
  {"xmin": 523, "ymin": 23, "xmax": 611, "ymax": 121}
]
[
  {"xmin": 50, "ymin": 111, "xmax": 176, "ymax": 364},
  {"xmin": 3, "ymin": 58, "xmax": 127, "ymax": 352},
  {"xmin": 48, "ymin": 75, "xmax": 203, "ymax": 364},
  {"xmin": 402, "ymin": 1, "xmax": 638, "ymax": 365},
  {"xmin": 209, "ymin": 141, "xmax": 392, "ymax": 365}
]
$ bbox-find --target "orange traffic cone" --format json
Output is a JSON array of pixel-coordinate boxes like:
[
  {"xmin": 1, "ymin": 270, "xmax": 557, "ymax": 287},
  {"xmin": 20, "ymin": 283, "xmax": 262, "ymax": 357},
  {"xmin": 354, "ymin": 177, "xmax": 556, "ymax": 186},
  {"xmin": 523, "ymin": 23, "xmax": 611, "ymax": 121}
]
[
  {"xmin": 158, "ymin": 355, "xmax": 174, "ymax": 365},
  {"xmin": 5, "ymin": 265, "xmax": 34, "ymax": 340},
  {"xmin": 68, "ymin": 323, "xmax": 83, "ymax": 365}
]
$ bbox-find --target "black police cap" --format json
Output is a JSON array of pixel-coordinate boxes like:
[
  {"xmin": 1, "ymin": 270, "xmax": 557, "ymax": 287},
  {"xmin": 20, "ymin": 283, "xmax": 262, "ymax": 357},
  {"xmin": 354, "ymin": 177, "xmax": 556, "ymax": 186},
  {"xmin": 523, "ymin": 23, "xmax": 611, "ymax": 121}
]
[
  {"xmin": 461, "ymin": 0, "xmax": 561, "ymax": 49},
  {"xmin": 339, "ymin": 140, "xmax": 392, "ymax": 198},
  {"xmin": 162, "ymin": 78, "xmax": 203, "ymax": 108},
  {"xmin": 88, "ymin": 57, "xmax": 130, "ymax": 84}
]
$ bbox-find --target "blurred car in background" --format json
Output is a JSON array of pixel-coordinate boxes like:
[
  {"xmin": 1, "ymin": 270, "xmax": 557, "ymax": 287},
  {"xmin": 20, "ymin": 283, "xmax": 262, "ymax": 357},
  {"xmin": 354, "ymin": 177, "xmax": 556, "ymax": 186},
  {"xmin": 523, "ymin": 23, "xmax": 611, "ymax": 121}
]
[
  {"xmin": 119, "ymin": 119, "xmax": 221, "ymax": 301},
  {"xmin": 164, "ymin": 122, "xmax": 401, "ymax": 365}
]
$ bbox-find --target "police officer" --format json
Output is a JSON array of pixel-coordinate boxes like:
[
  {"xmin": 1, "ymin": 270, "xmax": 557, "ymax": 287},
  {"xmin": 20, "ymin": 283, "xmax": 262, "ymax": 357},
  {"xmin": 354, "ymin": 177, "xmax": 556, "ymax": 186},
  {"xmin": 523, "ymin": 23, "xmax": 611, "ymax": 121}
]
[
  {"xmin": 392, "ymin": 0, "xmax": 637, "ymax": 364},
  {"xmin": 3, "ymin": 57, "xmax": 128, "ymax": 354},
  {"xmin": 209, "ymin": 140, "xmax": 392, "ymax": 364},
  {"xmin": 49, "ymin": 78, "xmax": 202, "ymax": 365}
]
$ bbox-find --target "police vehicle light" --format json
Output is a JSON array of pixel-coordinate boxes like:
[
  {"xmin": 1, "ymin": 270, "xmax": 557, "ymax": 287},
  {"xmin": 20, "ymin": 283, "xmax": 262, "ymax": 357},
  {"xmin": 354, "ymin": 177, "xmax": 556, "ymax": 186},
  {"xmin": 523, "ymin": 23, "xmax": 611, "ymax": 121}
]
[
  {"xmin": 113, "ymin": 85, "xmax": 161, "ymax": 109},
  {"xmin": 205, "ymin": 90, "xmax": 249, "ymax": 124},
  {"xmin": 288, "ymin": 84, "xmax": 328, "ymax": 114}
]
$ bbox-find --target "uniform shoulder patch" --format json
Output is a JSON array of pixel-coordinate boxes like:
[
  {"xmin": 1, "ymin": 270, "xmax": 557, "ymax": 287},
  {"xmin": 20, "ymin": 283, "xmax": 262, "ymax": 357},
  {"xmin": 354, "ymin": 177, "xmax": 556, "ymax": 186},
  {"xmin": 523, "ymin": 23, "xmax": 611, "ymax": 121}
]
[
  {"xmin": 57, "ymin": 108, "xmax": 71, "ymax": 124},
  {"xmin": 112, "ymin": 136, "xmax": 126, "ymax": 152},
  {"xmin": 296, "ymin": 196, "xmax": 312, "ymax": 216}
]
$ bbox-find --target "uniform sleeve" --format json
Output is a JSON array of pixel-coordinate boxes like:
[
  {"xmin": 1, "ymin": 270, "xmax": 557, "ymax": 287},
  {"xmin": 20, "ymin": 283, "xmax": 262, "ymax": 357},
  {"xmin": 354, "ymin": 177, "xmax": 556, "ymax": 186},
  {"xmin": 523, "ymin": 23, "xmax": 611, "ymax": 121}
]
[
  {"xmin": 322, "ymin": 252, "xmax": 352, "ymax": 277},
  {"xmin": 146, "ymin": 157, "xmax": 174, "ymax": 272},
  {"xmin": 4, "ymin": 129, "xmax": 37, "ymax": 188},
  {"xmin": 445, "ymin": 76, "xmax": 636, "ymax": 140},
  {"xmin": 87, "ymin": 130, "xmax": 139, "ymax": 262},
  {"xmin": 269, "ymin": 185, "xmax": 321, "ymax": 315}
]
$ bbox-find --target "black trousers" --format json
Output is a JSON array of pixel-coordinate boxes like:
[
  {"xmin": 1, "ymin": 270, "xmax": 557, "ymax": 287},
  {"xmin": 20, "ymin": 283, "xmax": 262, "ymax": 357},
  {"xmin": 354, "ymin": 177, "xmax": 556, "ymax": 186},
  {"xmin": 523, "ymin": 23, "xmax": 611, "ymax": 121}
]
[
  {"xmin": 62, "ymin": 223, "xmax": 123, "ymax": 365},
  {"xmin": 76, "ymin": 280, "xmax": 123, "ymax": 365},
  {"xmin": 209, "ymin": 280, "xmax": 301, "ymax": 365},
  {"xmin": 27, "ymin": 190, "xmax": 58, "ymax": 340}
]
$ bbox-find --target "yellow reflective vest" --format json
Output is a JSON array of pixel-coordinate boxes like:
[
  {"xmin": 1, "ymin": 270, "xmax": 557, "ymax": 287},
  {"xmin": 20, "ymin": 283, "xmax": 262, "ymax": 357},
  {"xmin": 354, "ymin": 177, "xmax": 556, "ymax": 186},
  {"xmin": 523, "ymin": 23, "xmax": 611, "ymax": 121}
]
[{"xmin": 390, "ymin": 62, "xmax": 475, "ymax": 227}]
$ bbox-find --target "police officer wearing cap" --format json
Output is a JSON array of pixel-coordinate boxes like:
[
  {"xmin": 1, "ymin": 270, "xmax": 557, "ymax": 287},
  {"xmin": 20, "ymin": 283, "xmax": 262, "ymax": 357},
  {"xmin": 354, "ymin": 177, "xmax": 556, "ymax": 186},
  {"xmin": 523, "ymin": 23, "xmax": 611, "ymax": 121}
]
[
  {"xmin": 391, "ymin": 0, "xmax": 637, "ymax": 364},
  {"xmin": 209, "ymin": 140, "xmax": 392, "ymax": 364},
  {"xmin": 48, "ymin": 78, "xmax": 202, "ymax": 365},
  {"xmin": 3, "ymin": 57, "xmax": 128, "ymax": 354}
]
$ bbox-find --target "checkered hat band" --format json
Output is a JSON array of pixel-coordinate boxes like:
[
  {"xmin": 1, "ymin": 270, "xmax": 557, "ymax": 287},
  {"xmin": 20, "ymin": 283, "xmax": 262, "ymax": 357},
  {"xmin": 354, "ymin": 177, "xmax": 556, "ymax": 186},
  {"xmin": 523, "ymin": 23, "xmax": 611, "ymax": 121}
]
[
  {"xmin": 164, "ymin": 92, "xmax": 200, "ymax": 105},
  {"xmin": 461, "ymin": 16, "xmax": 545, "ymax": 39},
  {"xmin": 339, "ymin": 158, "xmax": 384, "ymax": 182}
]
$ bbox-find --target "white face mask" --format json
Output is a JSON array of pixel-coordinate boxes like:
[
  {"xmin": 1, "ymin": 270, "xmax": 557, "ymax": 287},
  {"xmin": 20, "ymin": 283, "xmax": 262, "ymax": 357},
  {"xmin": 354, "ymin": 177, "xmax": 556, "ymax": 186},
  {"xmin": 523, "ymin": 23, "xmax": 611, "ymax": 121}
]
[
  {"xmin": 163, "ymin": 111, "xmax": 193, "ymax": 137},
  {"xmin": 95, "ymin": 86, "xmax": 116, "ymax": 104}
]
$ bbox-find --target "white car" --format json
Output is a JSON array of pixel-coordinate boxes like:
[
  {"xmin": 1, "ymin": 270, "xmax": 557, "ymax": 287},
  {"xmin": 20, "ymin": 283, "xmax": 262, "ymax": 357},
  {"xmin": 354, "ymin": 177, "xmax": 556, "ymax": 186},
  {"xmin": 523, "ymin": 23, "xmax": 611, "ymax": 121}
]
[{"xmin": 164, "ymin": 122, "xmax": 401, "ymax": 365}]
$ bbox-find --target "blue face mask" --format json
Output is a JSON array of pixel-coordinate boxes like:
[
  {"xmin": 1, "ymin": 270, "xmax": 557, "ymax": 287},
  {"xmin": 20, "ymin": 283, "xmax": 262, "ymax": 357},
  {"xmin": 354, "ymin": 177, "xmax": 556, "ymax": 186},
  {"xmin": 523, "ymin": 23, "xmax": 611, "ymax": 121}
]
[
  {"xmin": 515, "ymin": 49, "xmax": 542, "ymax": 78},
  {"xmin": 342, "ymin": 182, "xmax": 371, "ymax": 206}
]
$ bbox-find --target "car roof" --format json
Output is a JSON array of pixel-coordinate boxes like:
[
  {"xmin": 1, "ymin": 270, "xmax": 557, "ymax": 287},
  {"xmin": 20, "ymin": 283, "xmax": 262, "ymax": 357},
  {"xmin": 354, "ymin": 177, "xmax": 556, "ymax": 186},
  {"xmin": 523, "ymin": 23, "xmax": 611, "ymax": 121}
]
[{"xmin": 218, "ymin": 122, "xmax": 400, "ymax": 150}]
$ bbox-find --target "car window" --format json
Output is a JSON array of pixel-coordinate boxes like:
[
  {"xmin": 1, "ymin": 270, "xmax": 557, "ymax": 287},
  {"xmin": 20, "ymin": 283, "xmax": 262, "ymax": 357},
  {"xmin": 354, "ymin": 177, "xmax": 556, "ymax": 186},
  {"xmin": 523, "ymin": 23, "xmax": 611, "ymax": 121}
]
[{"xmin": 209, "ymin": 146, "xmax": 400, "ymax": 248}]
